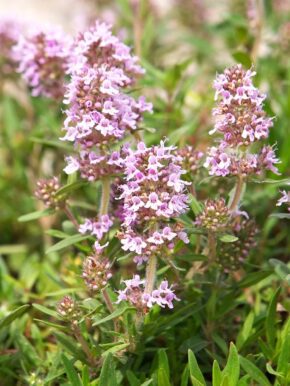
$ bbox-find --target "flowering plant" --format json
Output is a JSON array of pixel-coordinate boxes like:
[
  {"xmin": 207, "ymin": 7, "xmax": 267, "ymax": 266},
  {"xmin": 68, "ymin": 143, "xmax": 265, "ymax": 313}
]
[{"xmin": 1, "ymin": 4, "xmax": 289, "ymax": 385}]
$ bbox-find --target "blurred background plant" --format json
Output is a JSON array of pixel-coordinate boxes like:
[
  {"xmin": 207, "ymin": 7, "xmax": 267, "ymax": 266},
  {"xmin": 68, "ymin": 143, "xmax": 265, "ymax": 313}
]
[{"xmin": 0, "ymin": 0, "xmax": 289, "ymax": 385}]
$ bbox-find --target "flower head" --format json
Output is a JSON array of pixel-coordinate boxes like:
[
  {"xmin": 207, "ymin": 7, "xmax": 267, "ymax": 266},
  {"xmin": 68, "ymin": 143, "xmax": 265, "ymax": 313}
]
[
  {"xmin": 61, "ymin": 21, "xmax": 152, "ymax": 181},
  {"xmin": 14, "ymin": 26, "xmax": 72, "ymax": 99},
  {"xmin": 116, "ymin": 275, "xmax": 179, "ymax": 311},
  {"xmin": 118, "ymin": 141, "xmax": 190, "ymax": 265}
]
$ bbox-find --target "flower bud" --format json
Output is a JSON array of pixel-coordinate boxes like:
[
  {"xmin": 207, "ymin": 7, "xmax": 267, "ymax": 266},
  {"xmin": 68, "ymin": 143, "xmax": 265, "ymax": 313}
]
[{"xmin": 34, "ymin": 177, "xmax": 66, "ymax": 209}]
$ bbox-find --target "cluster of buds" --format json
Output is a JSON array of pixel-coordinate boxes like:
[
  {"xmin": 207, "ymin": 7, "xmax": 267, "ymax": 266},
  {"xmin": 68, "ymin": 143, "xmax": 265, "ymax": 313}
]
[
  {"xmin": 116, "ymin": 275, "xmax": 179, "ymax": 312},
  {"xmin": 174, "ymin": 146, "xmax": 204, "ymax": 174},
  {"xmin": 61, "ymin": 21, "xmax": 152, "ymax": 181},
  {"xmin": 277, "ymin": 190, "xmax": 290, "ymax": 212},
  {"xmin": 205, "ymin": 65, "xmax": 280, "ymax": 177},
  {"xmin": 57, "ymin": 296, "xmax": 79, "ymax": 321},
  {"xmin": 0, "ymin": 19, "xmax": 21, "ymax": 78},
  {"xmin": 217, "ymin": 218, "xmax": 259, "ymax": 272},
  {"xmin": 82, "ymin": 253, "xmax": 112, "ymax": 292},
  {"xmin": 195, "ymin": 198, "xmax": 230, "ymax": 232},
  {"xmin": 118, "ymin": 141, "xmax": 190, "ymax": 266},
  {"xmin": 34, "ymin": 177, "xmax": 66, "ymax": 209},
  {"xmin": 14, "ymin": 26, "xmax": 71, "ymax": 99}
]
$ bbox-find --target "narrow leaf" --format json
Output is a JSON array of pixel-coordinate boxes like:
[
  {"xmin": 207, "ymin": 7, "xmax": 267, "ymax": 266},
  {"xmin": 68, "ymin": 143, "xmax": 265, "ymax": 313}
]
[
  {"xmin": 45, "ymin": 234, "xmax": 90, "ymax": 254},
  {"xmin": 18, "ymin": 208, "xmax": 54, "ymax": 222},
  {"xmin": 212, "ymin": 360, "xmax": 222, "ymax": 386},
  {"xmin": 99, "ymin": 353, "xmax": 117, "ymax": 386},
  {"xmin": 222, "ymin": 342, "xmax": 240, "ymax": 386},
  {"xmin": 265, "ymin": 287, "xmax": 281, "ymax": 349},
  {"xmin": 0, "ymin": 305, "xmax": 30, "ymax": 330},
  {"xmin": 33, "ymin": 303, "xmax": 60, "ymax": 319},
  {"xmin": 188, "ymin": 349, "xmax": 206, "ymax": 386},
  {"xmin": 219, "ymin": 234, "xmax": 239, "ymax": 243},
  {"xmin": 239, "ymin": 356, "xmax": 271, "ymax": 386},
  {"xmin": 61, "ymin": 354, "xmax": 82, "ymax": 386},
  {"xmin": 93, "ymin": 306, "xmax": 135, "ymax": 326}
]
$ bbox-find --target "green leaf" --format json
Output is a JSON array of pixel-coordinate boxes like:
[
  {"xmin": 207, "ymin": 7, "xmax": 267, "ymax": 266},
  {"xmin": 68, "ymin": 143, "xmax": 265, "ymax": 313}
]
[
  {"xmin": 101, "ymin": 343, "xmax": 130, "ymax": 356},
  {"xmin": 189, "ymin": 194, "xmax": 202, "ymax": 215},
  {"xmin": 157, "ymin": 349, "xmax": 171, "ymax": 386},
  {"xmin": 266, "ymin": 363, "xmax": 284, "ymax": 378},
  {"xmin": 219, "ymin": 234, "xmax": 239, "ymax": 243},
  {"xmin": 221, "ymin": 343, "xmax": 240, "ymax": 386},
  {"xmin": 188, "ymin": 349, "xmax": 206, "ymax": 386},
  {"xmin": 30, "ymin": 136, "xmax": 73, "ymax": 150},
  {"xmin": 212, "ymin": 360, "xmax": 222, "ymax": 386},
  {"xmin": 238, "ymin": 271, "xmax": 272, "ymax": 288},
  {"xmin": 55, "ymin": 181, "xmax": 87, "ymax": 197},
  {"xmin": 99, "ymin": 353, "xmax": 117, "ymax": 386},
  {"xmin": 61, "ymin": 354, "xmax": 82, "ymax": 386},
  {"xmin": 181, "ymin": 365, "xmax": 189, "ymax": 386},
  {"xmin": 270, "ymin": 213, "xmax": 290, "ymax": 219},
  {"xmin": 126, "ymin": 370, "xmax": 141, "ymax": 386},
  {"xmin": 33, "ymin": 318, "xmax": 66, "ymax": 331},
  {"xmin": 82, "ymin": 366, "xmax": 90, "ymax": 386},
  {"xmin": 276, "ymin": 320, "xmax": 290, "ymax": 381},
  {"xmin": 239, "ymin": 356, "xmax": 271, "ymax": 386},
  {"xmin": 33, "ymin": 303, "xmax": 60, "ymax": 319},
  {"xmin": 232, "ymin": 51, "xmax": 252, "ymax": 68},
  {"xmin": 0, "ymin": 244, "xmax": 27, "ymax": 255},
  {"xmin": 54, "ymin": 332, "xmax": 88, "ymax": 364},
  {"xmin": 45, "ymin": 234, "xmax": 90, "ymax": 254},
  {"xmin": 18, "ymin": 208, "xmax": 55, "ymax": 222},
  {"xmin": 45, "ymin": 229, "xmax": 69, "ymax": 239},
  {"xmin": 265, "ymin": 287, "xmax": 281, "ymax": 349},
  {"xmin": 15, "ymin": 333, "xmax": 41, "ymax": 367},
  {"xmin": 157, "ymin": 368, "xmax": 171, "ymax": 386},
  {"xmin": 236, "ymin": 312, "xmax": 255, "ymax": 350},
  {"xmin": 92, "ymin": 305, "xmax": 135, "ymax": 326},
  {"xmin": 0, "ymin": 305, "xmax": 30, "ymax": 330}
]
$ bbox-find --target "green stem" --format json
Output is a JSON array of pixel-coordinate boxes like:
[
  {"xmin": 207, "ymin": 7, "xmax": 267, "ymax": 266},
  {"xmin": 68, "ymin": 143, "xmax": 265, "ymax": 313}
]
[
  {"xmin": 144, "ymin": 255, "xmax": 157, "ymax": 294},
  {"xmin": 99, "ymin": 177, "xmax": 111, "ymax": 216},
  {"xmin": 229, "ymin": 175, "xmax": 244, "ymax": 212}
]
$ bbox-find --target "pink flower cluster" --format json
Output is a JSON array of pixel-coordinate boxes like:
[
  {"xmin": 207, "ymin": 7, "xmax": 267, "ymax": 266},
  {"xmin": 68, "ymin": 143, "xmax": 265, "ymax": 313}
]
[
  {"xmin": 205, "ymin": 65, "xmax": 280, "ymax": 177},
  {"xmin": 0, "ymin": 19, "xmax": 21, "ymax": 77},
  {"xmin": 204, "ymin": 144, "xmax": 280, "ymax": 177},
  {"xmin": 61, "ymin": 21, "xmax": 152, "ymax": 181},
  {"xmin": 116, "ymin": 275, "xmax": 179, "ymax": 310},
  {"xmin": 79, "ymin": 214, "xmax": 113, "ymax": 240},
  {"xmin": 14, "ymin": 27, "xmax": 71, "ymax": 99},
  {"xmin": 118, "ymin": 141, "xmax": 190, "ymax": 266}
]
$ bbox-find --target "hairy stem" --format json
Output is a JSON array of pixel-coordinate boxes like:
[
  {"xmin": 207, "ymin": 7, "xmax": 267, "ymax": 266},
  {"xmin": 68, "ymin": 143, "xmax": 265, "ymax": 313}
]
[
  {"xmin": 72, "ymin": 324, "xmax": 96, "ymax": 366},
  {"xmin": 98, "ymin": 179, "xmax": 119, "ymax": 336},
  {"xmin": 208, "ymin": 232, "xmax": 216, "ymax": 263},
  {"xmin": 102, "ymin": 288, "xmax": 115, "ymax": 314},
  {"xmin": 229, "ymin": 175, "xmax": 244, "ymax": 212},
  {"xmin": 144, "ymin": 254, "xmax": 157, "ymax": 294},
  {"xmin": 99, "ymin": 177, "xmax": 111, "ymax": 216},
  {"xmin": 102, "ymin": 288, "xmax": 119, "ymax": 338},
  {"xmin": 64, "ymin": 205, "xmax": 79, "ymax": 229}
]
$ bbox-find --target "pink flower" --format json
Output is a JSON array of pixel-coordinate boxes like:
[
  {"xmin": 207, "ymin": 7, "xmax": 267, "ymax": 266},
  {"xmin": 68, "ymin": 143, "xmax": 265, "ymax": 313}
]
[{"xmin": 14, "ymin": 26, "xmax": 72, "ymax": 99}]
